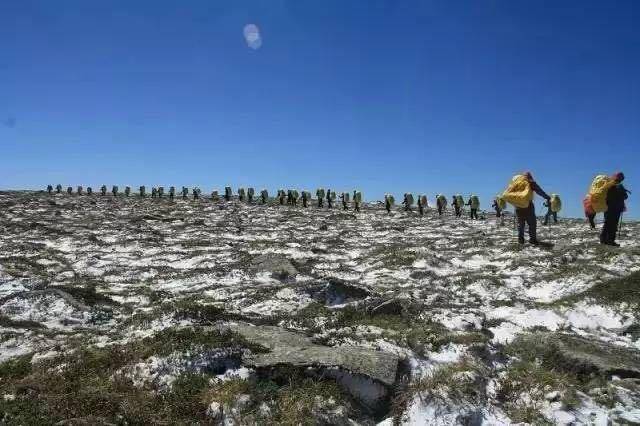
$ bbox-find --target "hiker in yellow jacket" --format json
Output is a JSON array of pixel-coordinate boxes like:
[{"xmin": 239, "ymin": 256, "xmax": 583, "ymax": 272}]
[{"xmin": 516, "ymin": 172, "xmax": 551, "ymax": 245}]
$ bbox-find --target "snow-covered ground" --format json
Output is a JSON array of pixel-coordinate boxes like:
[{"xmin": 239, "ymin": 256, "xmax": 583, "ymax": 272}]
[{"xmin": 1, "ymin": 191, "xmax": 639, "ymax": 424}]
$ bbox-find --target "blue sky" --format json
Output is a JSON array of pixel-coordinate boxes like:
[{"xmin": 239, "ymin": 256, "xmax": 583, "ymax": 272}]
[{"xmin": 1, "ymin": 1, "xmax": 638, "ymax": 218}]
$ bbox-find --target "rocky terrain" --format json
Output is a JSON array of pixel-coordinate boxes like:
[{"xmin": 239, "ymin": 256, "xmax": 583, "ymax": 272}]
[{"xmin": 1, "ymin": 190, "xmax": 639, "ymax": 425}]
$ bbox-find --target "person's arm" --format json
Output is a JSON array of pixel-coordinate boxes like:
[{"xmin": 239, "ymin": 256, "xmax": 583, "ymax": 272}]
[{"xmin": 531, "ymin": 181, "xmax": 550, "ymax": 200}]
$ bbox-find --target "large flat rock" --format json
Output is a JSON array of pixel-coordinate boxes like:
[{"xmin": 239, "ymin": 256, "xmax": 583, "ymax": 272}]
[
  {"xmin": 515, "ymin": 332, "xmax": 640, "ymax": 378},
  {"xmin": 227, "ymin": 323, "xmax": 399, "ymax": 387}
]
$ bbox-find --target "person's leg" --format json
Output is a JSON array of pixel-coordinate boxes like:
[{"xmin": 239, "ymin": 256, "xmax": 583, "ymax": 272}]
[
  {"xmin": 553, "ymin": 212, "xmax": 558, "ymax": 223},
  {"xmin": 588, "ymin": 214, "xmax": 596, "ymax": 229},
  {"xmin": 517, "ymin": 211, "xmax": 526, "ymax": 244},
  {"xmin": 527, "ymin": 208, "xmax": 538, "ymax": 243},
  {"xmin": 601, "ymin": 212, "xmax": 611, "ymax": 243},
  {"xmin": 609, "ymin": 211, "xmax": 621, "ymax": 244},
  {"xmin": 543, "ymin": 211, "xmax": 549, "ymax": 225}
]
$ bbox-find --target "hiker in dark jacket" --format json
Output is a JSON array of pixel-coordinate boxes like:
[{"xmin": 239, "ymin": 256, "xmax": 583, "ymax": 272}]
[
  {"xmin": 543, "ymin": 200, "xmax": 558, "ymax": 225},
  {"xmin": 516, "ymin": 172, "xmax": 551, "ymax": 245},
  {"xmin": 492, "ymin": 200, "xmax": 502, "ymax": 218},
  {"xmin": 452, "ymin": 195, "xmax": 462, "ymax": 217},
  {"xmin": 326, "ymin": 189, "xmax": 333, "ymax": 209},
  {"xmin": 601, "ymin": 172, "xmax": 628, "ymax": 247}
]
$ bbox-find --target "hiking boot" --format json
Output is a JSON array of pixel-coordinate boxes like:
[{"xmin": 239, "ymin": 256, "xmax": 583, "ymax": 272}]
[
  {"xmin": 518, "ymin": 238, "xmax": 525, "ymax": 245},
  {"xmin": 529, "ymin": 239, "xmax": 539, "ymax": 245}
]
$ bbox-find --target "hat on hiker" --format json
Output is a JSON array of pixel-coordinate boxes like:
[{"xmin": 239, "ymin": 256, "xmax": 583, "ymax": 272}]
[{"xmin": 612, "ymin": 172, "xmax": 625, "ymax": 182}]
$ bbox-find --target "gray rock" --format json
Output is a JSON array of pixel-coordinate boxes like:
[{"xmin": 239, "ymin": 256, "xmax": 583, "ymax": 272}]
[
  {"xmin": 223, "ymin": 323, "xmax": 399, "ymax": 410},
  {"xmin": 515, "ymin": 332, "xmax": 640, "ymax": 378},
  {"xmin": 250, "ymin": 254, "xmax": 297, "ymax": 279},
  {"xmin": 325, "ymin": 279, "xmax": 371, "ymax": 305}
]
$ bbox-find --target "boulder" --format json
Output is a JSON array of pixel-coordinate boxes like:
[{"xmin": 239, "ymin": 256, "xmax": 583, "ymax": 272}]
[{"xmin": 250, "ymin": 254, "xmax": 297, "ymax": 280}]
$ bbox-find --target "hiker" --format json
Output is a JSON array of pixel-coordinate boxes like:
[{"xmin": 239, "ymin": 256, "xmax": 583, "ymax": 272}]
[
  {"xmin": 260, "ymin": 189, "xmax": 268, "ymax": 204},
  {"xmin": 316, "ymin": 189, "xmax": 325, "ymax": 208},
  {"xmin": 385, "ymin": 194, "xmax": 394, "ymax": 213},
  {"xmin": 224, "ymin": 187, "xmax": 232, "ymax": 201},
  {"xmin": 47, "ymin": 185, "xmax": 53, "ymax": 194},
  {"xmin": 515, "ymin": 172, "xmax": 551, "ymax": 245},
  {"xmin": 452, "ymin": 195, "xmax": 461, "ymax": 217},
  {"xmin": 169, "ymin": 186, "xmax": 175, "ymax": 200},
  {"xmin": 124, "ymin": 186, "xmax": 130, "ymax": 197},
  {"xmin": 193, "ymin": 187, "xmax": 200, "ymax": 200},
  {"xmin": 543, "ymin": 200, "xmax": 558, "ymax": 225},
  {"xmin": 417, "ymin": 195, "xmax": 425, "ymax": 216},
  {"xmin": 301, "ymin": 191, "xmax": 309, "ymax": 208},
  {"xmin": 158, "ymin": 187, "xmax": 164, "ymax": 198},
  {"xmin": 247, "ymin": 188, "xmax": 255, "ymax": 203},
  {"xmin": 467, "ymin": 195, "xmax": 480, "ymax": 220},
  {"xmin": 326, "ymin": 189, "xmax": 333, "ymax": 209},
  {"xmin": 492, "ymin": 199, "xmax": 502, "ymax": 218},
  {"xmin": 139, "ymin": 186, "xmax": 146, "ymax": 197},
  {"xmin": 87, "ymin": 187, "xmax": 93, "ymax": 195},
  {"xmin": 353, "ymin": 191, "xmax": 362, "ymax": 212},
  {"xmin": 182, "ymin": 187, "xmax": 188, "ymax": 199},
  {"xmin": 600, "ymin": 172, "xmax": 628, "ymax": 247},
  {"xmin": 341, "ymin": 192, "xmax": 349, "ymax": 210},
  {"xmin": 77, "ymin": 186, "xmax": 83, "ymax": 195},
  {"xmin": 56, "ymin": 184, "xmax": 63, "ymax": 194},
  {"xmin": 403, "ymin": 193, "xmax": 413, "ymax": 212},
  {"xmin": 436, "ymin": 195, "xmax": 446, "ymax": 216}
]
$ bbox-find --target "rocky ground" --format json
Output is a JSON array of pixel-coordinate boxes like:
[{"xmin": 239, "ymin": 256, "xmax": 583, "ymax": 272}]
[{"xmin": 1, "ymin": 190, "xmax": 640, "ymax": 425}]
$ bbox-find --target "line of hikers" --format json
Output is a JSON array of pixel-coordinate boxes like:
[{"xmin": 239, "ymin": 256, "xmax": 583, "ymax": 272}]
[{"xmin": 46, "ymin": 171, "xmax": 629, "ymax": 246}]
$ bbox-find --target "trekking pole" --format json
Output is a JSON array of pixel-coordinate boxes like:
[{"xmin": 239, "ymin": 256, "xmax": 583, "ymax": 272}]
[{"xmin": 619, "ymin": 212, "xmax": 624, "ymax": 236}]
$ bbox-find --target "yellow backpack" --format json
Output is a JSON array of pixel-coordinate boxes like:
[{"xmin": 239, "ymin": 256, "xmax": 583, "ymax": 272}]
[
  {"xmin": 550, "ymin": 194, "xmax": 562, "ymax": 213},
  {"xmin": 588, "ymin": 175, "xmax": 616, "ymax": 213},
  {"xmin": 503, "ymin": 175, "xmax": 533, "ymax": 208},
  {"xmin": 495, "ymin": 196, "xmax": 506, "ymax": 210}
]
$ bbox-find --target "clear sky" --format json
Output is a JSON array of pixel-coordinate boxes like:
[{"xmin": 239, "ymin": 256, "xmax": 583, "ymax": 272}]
[{"xmin": 1, "ymin": 1, "xmax": 638, "ymax": 218}]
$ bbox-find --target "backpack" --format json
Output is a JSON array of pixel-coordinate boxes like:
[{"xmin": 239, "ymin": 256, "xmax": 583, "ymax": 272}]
[
  {"xmin": 550, "ymin": 194, "xmax": 562, "ymax": 213},
  {"xmin": 455, "ymin": 195, "xmax": 465, "ymax": 208},
  {"xmin": 583, "ymin": 196, "xmax": 594, "ymax": 216},
  {"xmin": 316, "ymin": 188, "xmax": 325, "ymax": 199},
  {"xmin": 470, "ymin": 195, "xmax": 480, "ymax": 209},
  {"xmin": 354, "ymin": 191, "xmax": 362, "ymax": 203},
  {"xmin": 385, "ymin": 194, "xmax": 395, "ymax": 205},
  {"xmin": 495, "ymin": 196, "xmax": 506, "ymax": 210},
  {"xmin": 342, "ymin": 192, "xmax": 350, "ymax": 202},
  {"xmin": 502, "ymin": 175, "xmax": 533, "ymax": 208},
  {"xmin": 588, "ymin": 175, "xmax": 616, "ymax": 213},
  {"xmin": 419, "ymin": 195, "xmax": 428, "ymax": 207},
  {"xmin": 405, "ymin": 193, "xmax": 414, "ymax": 206},
  {"xmin": 247, "ymin": 188, "xmax": 255, "ymax": 197},
  {"xmin": 437, "ymin": 194, "xmax": 447, "ymax": 207},
  {"xmin": 260, "ymin": 189, "xmax": 268, "ymax": 199}
]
